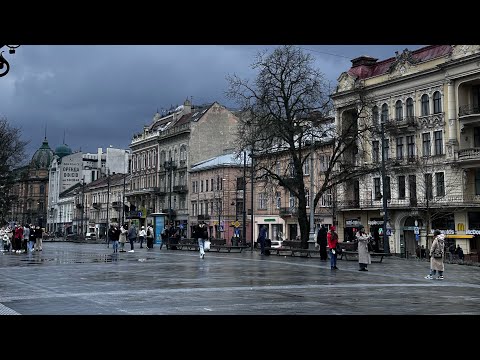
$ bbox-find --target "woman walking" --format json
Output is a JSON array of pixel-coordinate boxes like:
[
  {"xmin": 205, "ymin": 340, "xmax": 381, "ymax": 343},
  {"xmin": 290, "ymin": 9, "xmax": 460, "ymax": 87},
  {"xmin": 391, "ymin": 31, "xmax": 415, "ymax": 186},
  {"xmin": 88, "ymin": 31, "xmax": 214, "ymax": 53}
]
[{"xmin": 425, "ymin": 230, "xmax": 445, "ymax": 280}]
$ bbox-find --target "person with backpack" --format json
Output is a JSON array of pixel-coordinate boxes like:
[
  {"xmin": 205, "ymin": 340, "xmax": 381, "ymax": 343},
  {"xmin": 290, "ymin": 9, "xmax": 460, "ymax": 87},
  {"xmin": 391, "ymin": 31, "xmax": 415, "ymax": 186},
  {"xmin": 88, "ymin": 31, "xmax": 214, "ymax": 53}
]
[
  {"xmin": 127, "ymin": 223, "xmax": 137, "ymax": 252},
  {"xmin": 146, "ymin": 224, "xmax": 154, "ymax": 249},
  {"xmin": 193, "ymin": 220, "xmax": 209, "ymax": 259}
]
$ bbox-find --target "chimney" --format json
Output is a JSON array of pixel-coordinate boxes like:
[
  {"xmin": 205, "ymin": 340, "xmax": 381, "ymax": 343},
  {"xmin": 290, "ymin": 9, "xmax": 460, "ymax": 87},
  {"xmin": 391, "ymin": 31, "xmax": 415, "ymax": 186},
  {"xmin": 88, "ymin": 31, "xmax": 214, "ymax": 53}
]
[{"xmin": 351, "ymin": 55, "xmax": 378, "ymax": 68}]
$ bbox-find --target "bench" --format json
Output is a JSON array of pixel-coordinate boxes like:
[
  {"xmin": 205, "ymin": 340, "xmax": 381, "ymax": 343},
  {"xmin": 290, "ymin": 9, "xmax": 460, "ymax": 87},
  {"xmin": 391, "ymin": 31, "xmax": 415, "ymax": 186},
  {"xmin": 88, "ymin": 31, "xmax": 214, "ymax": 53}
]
[
  {"xmin": 340, "ymin": 250, "xmax": 391, "ymax": 263},
  {"xmin": 209, "ymin": 239, "xmax": 249, "ymax": 253},
  {"xmin": 265, "ymin": 240, "xmax": 320, "ymax": 258}
]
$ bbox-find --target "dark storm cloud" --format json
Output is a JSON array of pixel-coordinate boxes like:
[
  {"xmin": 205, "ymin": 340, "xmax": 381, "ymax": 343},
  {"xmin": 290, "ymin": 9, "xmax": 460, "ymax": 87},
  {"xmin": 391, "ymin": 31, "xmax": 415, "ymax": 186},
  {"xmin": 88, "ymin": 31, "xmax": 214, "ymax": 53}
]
[{"xmin": 0, "ymin": 45, "xmax": 423, "ymax": 162}]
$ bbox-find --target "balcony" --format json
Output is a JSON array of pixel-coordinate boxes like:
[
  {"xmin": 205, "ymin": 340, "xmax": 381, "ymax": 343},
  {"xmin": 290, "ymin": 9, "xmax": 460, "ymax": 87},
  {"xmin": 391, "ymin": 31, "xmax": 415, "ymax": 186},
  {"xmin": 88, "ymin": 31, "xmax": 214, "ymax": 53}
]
[
  {"xmin": 112, "ymin": 201, "xmax": 121, "ymax": 208},
  {"xmin": 173, "ymin": 185, "xmax": 187, "ymax": 193},
  {"xmin": 458, "ymin": 148, "xmax": 480, "ymax": 167},
  {"xmin": 385, "ymin": 117, "xmax": 417, "ymax": 133},
  {"xmin": 76, "ymin": 203, "xmax": 83, "ymax": 209},
  {"xmin": 458, "ymin": 104, "xmax": 480, "ymax": 128},
  {"xmin": 197, "ymin": 214, "xmax": 211, "ymax": 221},
  {"xmin": 92, "ymin": 202, "xmax": 101, "ymax": 209},
  {"xmin": 279, "ymin": 207, "xmax": 298, "ymax": 217},
  {"xmin": 162, "ymin": 209, "xmax": 176, "ymax": 217},
  {"xmin": 125, "ymin": 187, "xmax": 159, "ymax": 196}
]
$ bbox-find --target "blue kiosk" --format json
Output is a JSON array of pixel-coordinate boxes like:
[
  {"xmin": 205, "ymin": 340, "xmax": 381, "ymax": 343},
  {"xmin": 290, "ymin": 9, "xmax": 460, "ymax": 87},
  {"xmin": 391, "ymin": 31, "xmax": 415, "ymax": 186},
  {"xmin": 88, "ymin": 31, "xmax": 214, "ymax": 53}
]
[{"xmin": 146, "ymin": 212, "xmax": 167, "ymax": 244}]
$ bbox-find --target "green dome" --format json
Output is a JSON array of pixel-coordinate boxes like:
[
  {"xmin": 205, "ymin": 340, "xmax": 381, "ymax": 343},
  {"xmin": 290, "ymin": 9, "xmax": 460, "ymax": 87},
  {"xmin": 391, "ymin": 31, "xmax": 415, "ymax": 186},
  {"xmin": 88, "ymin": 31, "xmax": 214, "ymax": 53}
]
[
  {"xmin": 55, "ymin": 143, "xmax": 72, "ymax": 159},
  {"xmin": 31, "ymin": 138, "xmax": 55, "ymax": 169}
]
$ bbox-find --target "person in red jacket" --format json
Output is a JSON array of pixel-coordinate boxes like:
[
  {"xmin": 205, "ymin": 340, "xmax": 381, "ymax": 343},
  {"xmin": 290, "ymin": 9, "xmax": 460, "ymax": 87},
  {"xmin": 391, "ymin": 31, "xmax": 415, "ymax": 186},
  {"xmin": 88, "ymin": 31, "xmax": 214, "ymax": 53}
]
[{"xmin": 327, "ymin": 225, "xmax": 339, "ymax": 270}]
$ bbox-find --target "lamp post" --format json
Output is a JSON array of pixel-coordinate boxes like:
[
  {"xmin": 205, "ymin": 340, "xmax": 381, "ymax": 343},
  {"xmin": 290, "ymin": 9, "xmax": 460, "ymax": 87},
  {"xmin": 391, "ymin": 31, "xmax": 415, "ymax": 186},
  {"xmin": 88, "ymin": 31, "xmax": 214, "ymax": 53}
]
[
  {"xmin": 380, "ymin": 120, "xmax": 390, "ymax": 254},
  {"xmin": 250, "ymin": 147, "xmax": 255, "ymax": 251},
  {"xmin": 308, "ymin": 133, "xmax": 316, "ymax": 250},
  {"xmin": 242, "ymin": 150, "xmax": 247, "ymax": 246},
  {"xmin": 164, "ymin": 159, "xmax": 177, "ymax": 227},
  {"xmin": 0, "ymin": 45, "xmax": 20, "ymax": 78},
  {"xmin": 106, "ymin": 170, "xmax": 111, "ymax": 247},
  {"xmin": 80, "ymin": 177, "xmax": 85, "ymax": 238}
]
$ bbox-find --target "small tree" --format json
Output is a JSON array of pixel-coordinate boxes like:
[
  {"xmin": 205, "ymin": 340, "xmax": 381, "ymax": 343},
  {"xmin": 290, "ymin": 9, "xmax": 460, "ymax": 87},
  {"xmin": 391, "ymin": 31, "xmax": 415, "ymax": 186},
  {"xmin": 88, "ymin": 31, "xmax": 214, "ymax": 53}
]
[
  {"xmin": 227, "ymin": 45, "xmax": 379, "ymax": 248},
  {"xmin": 0, "ymin": 117, "xmax": 28, "ymax": 224}
]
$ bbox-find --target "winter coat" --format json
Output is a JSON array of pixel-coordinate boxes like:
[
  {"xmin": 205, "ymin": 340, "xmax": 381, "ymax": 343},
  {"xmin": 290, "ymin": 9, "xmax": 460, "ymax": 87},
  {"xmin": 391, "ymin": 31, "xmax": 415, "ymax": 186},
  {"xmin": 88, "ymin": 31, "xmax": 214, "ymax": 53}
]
[
  {"xmin": 317, "ymin": 227, "xmax": 328, "ymax": 246},
  {"xmin": 327, "ymin": 230, "xmax": 338, "ymax": 250},
  {"xmin": 356, "ymin": 231, "xmax": 372, "ymax": 265},
  {"xmin": 430, "ymin": 234, "xmax": 445, "ymax": 271},
  {"xmin": 119, "ymin": 227, "xmax": 127, "ymax": 243}
]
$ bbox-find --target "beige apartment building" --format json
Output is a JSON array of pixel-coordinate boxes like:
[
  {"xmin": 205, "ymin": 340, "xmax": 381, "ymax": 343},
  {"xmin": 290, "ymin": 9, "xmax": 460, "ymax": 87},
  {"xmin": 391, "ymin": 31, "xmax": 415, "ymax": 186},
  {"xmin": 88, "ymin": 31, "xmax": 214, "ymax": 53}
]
[
  {"xmin": 332, "ymin": 45, "xmax": 480, "ymax": 261},
  {"xmin": 127, "ymin": 99, "xmax": 239, "ymax": 235}
]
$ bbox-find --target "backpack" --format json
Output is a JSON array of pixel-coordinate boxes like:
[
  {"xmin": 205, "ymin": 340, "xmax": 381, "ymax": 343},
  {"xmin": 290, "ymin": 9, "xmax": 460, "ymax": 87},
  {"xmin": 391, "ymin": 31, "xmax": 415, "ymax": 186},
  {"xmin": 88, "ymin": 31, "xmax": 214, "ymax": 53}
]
[{"xmin": 147, "ymin": 227, "xmax": 153, "ymax": 238}]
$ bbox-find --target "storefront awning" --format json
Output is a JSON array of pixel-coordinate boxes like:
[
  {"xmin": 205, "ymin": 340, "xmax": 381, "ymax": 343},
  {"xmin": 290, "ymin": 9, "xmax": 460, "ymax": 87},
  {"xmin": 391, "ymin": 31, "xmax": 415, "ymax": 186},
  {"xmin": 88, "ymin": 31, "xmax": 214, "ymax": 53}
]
[{"xmin": 427, "ymin": 234, "xmax": 474, "ymax": 239}]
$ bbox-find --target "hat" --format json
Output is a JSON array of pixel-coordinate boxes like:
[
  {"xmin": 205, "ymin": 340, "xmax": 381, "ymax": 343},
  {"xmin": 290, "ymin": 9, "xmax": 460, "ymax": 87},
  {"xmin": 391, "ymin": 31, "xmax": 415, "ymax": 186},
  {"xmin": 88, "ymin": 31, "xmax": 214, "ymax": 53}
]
[{"xmin": 330, "ymin": 225, "xmax": 336, "ymax": 231}]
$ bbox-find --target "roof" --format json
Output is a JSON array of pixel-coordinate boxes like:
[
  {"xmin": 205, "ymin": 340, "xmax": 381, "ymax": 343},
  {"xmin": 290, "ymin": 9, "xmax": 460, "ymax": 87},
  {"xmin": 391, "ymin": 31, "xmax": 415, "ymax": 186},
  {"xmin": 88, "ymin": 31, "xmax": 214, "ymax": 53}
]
[
  {"xmin": 190, "ymin": 152, "xmax": 251, "ymax": 172},
  {"xmin": 31, "ymin": 137, "xmax": 55, "ymax": 169},
  {"xmin": 347, "ymin": 45, "xmax": 452, "ymax": 80}
]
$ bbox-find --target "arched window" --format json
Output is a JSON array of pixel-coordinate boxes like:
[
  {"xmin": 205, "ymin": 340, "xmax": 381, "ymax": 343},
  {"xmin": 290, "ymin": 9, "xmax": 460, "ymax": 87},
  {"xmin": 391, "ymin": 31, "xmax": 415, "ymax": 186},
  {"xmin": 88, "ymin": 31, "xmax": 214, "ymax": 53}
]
[
  {"xmin": 421, "ymin": 94, "xmax": 429, "ymax": 116},
  {"xmin": 395, "ymin": 100, "xmax": 403, "ymax": 121},
  {"xmin": 372, "ymin": 106, "xmax": 379, "ymax": 126},
  {"xmin": 381, "ymin": 104, "xmax": 389, "ymax": 123},
  {"xmin": 40, "ymin": 184, "xmax": 45, "ymax": 194},
  {"xmin": 406, "ymin": 98, "xmax": 414, "ymax": 118},
  {"xmin": 433, "ymin": 91, "xmax": 442, "ymax": 114}
]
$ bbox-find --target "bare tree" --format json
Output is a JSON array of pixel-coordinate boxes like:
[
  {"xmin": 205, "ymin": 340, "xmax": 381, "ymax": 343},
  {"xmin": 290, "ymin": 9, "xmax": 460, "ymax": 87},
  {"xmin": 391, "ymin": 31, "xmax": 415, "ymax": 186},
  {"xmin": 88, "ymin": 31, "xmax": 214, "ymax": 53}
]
[
  {"xmin": 226, "ymin": 45, "xmax": 379, "ymax": 248},
  {"xmin": 0, "ymin": 117, "xmax": 28, "ymax": 224}
]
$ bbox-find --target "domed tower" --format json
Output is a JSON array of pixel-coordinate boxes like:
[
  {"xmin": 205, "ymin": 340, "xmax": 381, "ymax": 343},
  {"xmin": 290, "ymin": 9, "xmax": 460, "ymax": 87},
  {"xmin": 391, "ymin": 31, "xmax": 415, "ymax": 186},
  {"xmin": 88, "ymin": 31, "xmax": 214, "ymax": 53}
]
[
  {"xmin": 31, "ymin": 137, "xmax": 55, "ymax": 169},
  {"xmin": 55, "ymin": 143, "xmax": 73, "ymax": 159}
]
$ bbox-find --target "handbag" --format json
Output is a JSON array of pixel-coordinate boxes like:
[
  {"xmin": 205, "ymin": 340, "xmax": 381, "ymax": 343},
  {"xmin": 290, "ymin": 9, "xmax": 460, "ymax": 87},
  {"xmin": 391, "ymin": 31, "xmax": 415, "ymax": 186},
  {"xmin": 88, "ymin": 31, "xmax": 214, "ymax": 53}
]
[
  {"xmin": 433, "ymin": 249, "xmax": 443, "ymax": 258},
  {"xmin": 204, "ymin": 240, "xmax": 211, "ymax": 251},
  {"xmin": 335, "ymin": 243, "xmax": 343, "ymax": 255}
]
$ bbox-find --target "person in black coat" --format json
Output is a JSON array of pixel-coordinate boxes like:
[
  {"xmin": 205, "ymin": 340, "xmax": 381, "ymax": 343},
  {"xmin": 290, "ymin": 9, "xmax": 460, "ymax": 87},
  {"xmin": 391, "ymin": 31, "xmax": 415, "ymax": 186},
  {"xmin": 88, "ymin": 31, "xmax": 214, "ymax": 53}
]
[{"xmin": 317, "ymin": 225, "xmax": 328, "ymax": 261}]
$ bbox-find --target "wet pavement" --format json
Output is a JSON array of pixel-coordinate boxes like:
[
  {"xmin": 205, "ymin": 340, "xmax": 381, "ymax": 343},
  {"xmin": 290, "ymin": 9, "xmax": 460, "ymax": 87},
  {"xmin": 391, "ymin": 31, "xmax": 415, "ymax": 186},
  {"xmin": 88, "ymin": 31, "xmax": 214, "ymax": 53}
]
[{"xmin": 1, "ymin": 242, "xmax": 479, "ymax": 315}]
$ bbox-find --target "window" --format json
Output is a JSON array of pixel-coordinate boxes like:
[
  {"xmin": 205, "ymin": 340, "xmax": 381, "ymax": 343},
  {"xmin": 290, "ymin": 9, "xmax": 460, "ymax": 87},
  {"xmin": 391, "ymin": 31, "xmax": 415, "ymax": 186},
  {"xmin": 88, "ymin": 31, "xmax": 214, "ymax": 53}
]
[
  {"xmin": 372, "ymin": 106, "xmax": 379, "ymax": 126},
  {"xmin": 259, "ymin": 193, "xmax": 267, "ymax": 209},
  {"xmin": 422, "ymin": 133, "xmax": 431, "ymax": 156},
  {"xmin": 211, "ymin": 179, "xmax": 213, "ymax": 191},
  {"xmin": 374, "ymin": 178, "xmax": 381, "ymax": 199},
  {"xmin": 436, "ymin": 172, "xmax": 445, "ymax": 197},
  {"xmin": 381, "ymin": 104, "xmax": 389, "ymax": 123},
  {"xmin": 421, "ymin": 94, "xmax": 429, "ymax": 116},
  {"xmin": 406, "ymin": 98, "xmax": 414, "ymax": 118},
  {"xmin": 398, "ymin": 176, "xmax": 406, "ymax": 199},
  {"xmin": 434, "ymin": 131, "xmax": 443, "ymax": 155},
  {"xmin": 40, "ymin": 184, "xmax": 45, "ymax": 194},
  {"xmin": 289, "ymin": 191, "xmax": 296, "ymax": 208},
  {"xmin": 395, "ymin": 100, "xmax": 403, "ymax": 120},
  {"xmin": 425, "ymin": 174, "xmax": 433, "ymax": 200},
  {"xmin": 305, "ymin": 189, "xmax": 310, "ymax": 207},
  {"xmin": 321, "ymin": 189, "xmax": 332, "ymax": 207},
  {"xmin": 396, "ymin": 137, "xmax": 404, "ymax": 160},
  {"xmin": 383, "ymin": 138, "xmax": 389, "ymax": 160},
  {"xmin": 304, "ymin": 155, "xmax": 310, "ymax": 175},
  {"xmin": 433, "ymin": 91, "xmax": 442, "ymax": 114},
  {"xmin": 205, "ymin": 179, "xmax": 208, "ymax": 192},
  {"xmin": 409, "ymin": 175, "xmax": 417, "ymax": 204},
  {"xmin": 372, "ymin": 141, "xmax": 379, "ymax": 163},
  {"xmin": 275, "ymin": 191, "xmax": 281, "ymax": 209},
  {"xmin": 406, "ymin": 135, "xmax": 415, "ymax": 160},
  {"xmin": 276, "ymin": 162, "xmax": 281, "ymax": 176}
]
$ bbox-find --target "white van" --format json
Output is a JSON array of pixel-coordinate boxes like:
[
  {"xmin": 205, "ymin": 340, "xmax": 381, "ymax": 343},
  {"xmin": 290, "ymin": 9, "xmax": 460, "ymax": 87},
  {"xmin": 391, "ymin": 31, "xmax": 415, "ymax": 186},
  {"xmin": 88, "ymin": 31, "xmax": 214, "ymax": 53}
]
[{"xmin": 85, "ymin": 227, "xmax": 97, "ymax": 239}]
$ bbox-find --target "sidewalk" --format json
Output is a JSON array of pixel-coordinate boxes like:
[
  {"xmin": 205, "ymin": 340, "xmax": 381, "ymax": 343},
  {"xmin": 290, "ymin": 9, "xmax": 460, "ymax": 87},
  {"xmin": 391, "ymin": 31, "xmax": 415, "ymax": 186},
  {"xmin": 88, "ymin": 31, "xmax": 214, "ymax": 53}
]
[{"xmin": 1, "ymin": 242, "xmax": 479, "ymax": 315}]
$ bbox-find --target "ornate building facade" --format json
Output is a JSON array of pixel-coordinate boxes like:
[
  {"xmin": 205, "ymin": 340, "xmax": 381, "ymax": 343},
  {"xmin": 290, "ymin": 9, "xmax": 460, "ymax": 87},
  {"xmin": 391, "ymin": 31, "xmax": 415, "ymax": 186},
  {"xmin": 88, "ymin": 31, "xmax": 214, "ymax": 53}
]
[{"xmin": 332, "ymin": 45, "xmax": 480, "ymax": 260}]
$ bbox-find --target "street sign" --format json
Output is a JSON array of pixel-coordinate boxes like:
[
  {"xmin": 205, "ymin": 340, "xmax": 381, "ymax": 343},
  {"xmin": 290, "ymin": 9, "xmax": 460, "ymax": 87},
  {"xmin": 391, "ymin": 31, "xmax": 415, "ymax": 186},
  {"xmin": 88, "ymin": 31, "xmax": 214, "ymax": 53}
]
[
  {"xmin": 414, "ymin": 226, "xmax": 419, "ymax": 235},
  {"xmin": 386, "ymin": 229, "xmax": 392, "ymax": 236},
  {"xmin": 233, "ymin": 221, "xmax": 240, "ymax": 228}
]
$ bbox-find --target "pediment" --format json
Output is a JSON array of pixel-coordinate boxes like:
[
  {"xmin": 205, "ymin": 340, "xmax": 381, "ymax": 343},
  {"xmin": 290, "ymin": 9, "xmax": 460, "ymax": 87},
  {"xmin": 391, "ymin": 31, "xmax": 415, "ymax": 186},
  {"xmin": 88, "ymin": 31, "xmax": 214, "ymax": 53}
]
[{"xmin": 450, "ymin": 45, "xmax": 480, "ymax": 60}]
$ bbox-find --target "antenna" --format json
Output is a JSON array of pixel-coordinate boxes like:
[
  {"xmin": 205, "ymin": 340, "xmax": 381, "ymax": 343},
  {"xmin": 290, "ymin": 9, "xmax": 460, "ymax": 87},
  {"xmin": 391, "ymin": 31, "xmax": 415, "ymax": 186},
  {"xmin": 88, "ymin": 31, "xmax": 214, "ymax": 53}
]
[
  {"xmin": 63, "ymin": 130, "xmax": 66, "ymax": 144},
  {"xmin": 44, "ymin": 122, "xmax": 47, "ymax": 139}
]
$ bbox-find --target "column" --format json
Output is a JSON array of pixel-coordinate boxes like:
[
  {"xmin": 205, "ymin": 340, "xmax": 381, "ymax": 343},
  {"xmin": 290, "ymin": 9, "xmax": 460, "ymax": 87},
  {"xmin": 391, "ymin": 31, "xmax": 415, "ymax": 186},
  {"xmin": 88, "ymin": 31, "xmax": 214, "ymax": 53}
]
[{"xmin": 447, "ymin": 80, "xmax": 458, "ymax": 143}]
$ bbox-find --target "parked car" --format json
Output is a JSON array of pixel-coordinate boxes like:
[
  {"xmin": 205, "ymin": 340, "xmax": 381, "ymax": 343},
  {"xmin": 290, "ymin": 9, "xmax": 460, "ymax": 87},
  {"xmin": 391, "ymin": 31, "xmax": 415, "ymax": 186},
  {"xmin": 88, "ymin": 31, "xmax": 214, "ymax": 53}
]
[
  {"xmin": 85, "ymin": 227, "xmax": 97, "ymax": 240},
  {"xmin": 270, "ymin": 240, "xmax": 283, "ymax": 248}
]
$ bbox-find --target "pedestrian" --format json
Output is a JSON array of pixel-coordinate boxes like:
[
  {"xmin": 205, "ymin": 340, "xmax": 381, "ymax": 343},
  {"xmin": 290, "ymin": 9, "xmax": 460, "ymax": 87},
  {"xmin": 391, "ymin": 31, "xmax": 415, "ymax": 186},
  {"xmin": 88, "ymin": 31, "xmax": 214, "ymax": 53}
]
[
  {"xmin": 160, "ymin": 226, "xmax": 167, "ymax": 250},
  {"xmin": 455, "ymin": 244, "xmax": 464, "ymax": 261},
  {"xmin": 34, "ymin": 226, "xmax": 43, "ymax": 251},
  {"xmin": 356, "ymin": 225, "xmax": 372, "ymax": 271},
  {"xmin": 109, "ymin": 225, "xmax": 119, "ymax": 253},
  {"xmin": 327, "ymin": 225, "xmax": 339, "ymax": 269},
  {"xmin": 28, "ymin": 224, "xmax": 36, "ymax": 252},
  {"xmin": 14, "ymin": 224, "xmax": 23, "ymax": 253},
  {"xmin": 146, "ymin": 224, "xmax": 154, "ymax": 249},
  {"xmin": 193, "ymin": 220, "xmax": 208, "ymax": 259},
  {"xmin": 22, "ymin": 224, "xmax": 30, "ymax": 253},
  {"xmin": 317, "ymin": 225, "xmax": 328, "ymax": 261},
  {"xmin": 138, "ymin": 226, "xmax": 146, "ymax": 249},
  {"xmin": 119, "ymin": 224, "xmax": 127, "ymax": 252},
  {"xmin": 258, "ymin": 224, "xmax": 267, "ymax": 255},
  {"xmin": 425, "ymin": 230, "xmax": 445, "ymax": 280},
  {"xmin": 127, "ymin": 223, "xmax": 137, "ymax": 252}
]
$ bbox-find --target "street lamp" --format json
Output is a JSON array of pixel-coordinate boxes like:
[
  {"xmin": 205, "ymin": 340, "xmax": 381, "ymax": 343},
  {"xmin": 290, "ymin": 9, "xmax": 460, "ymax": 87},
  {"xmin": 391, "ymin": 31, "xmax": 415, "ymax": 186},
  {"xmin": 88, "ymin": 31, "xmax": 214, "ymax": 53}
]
[
  {"xmin": 0, "ymin": 45, "xmax": 20, "ymax": 78},
  {"xmin": 164, "ymin": 159, "xmax": 177, "ymax": 227},
  {"xmin": 242, "ymin": 150, "xmax": 247, "ymax": 246},
  {"xmin": 380, "ymin": 119, "xmax": 390, "ymax": 254},
  {"xmin": 308, "ymin": 133, "xmax": 316, "ymax": 250}
]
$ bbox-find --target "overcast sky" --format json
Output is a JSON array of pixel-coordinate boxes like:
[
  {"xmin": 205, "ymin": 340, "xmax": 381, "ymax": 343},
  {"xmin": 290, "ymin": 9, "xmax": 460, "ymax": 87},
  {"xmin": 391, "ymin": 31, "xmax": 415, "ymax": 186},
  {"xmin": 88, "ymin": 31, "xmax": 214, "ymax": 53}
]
[{"xmin": 0, "ymin": 45, "xmax": 423, "ymax": 161}]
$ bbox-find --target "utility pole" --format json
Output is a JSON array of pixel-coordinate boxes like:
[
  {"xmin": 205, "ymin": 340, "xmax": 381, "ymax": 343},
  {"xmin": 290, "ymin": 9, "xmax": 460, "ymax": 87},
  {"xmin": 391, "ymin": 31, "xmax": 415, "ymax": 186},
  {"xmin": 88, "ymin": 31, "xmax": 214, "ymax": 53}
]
[
  {"xmin": 242, "ymin": 150, "xmax": 247, "ymax": 246},
  {"xmin": 308, "ymin": 133, "xmax": 315, "ymax": 250},
  {"xmin": 81, "ymin": 177, "xmax": 85, "ymax": 238},
  {"xmin": 106, "ymin": 170, "xmax": 110, "ymax": 247},
  {"xmin": 381, "ymin": 120, "xmax": 390, "ymax": 254},
  {"xmin": 121, "ymin": 174, "xmax": 126, "ymax": 226}
]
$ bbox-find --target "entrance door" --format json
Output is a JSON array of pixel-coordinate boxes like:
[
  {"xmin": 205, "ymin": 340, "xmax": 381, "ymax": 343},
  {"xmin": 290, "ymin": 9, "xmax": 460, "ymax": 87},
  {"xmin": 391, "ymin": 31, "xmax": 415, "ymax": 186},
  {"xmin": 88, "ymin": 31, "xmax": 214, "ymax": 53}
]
[
  {"xmin": 289, "ymin": 224, "xmax": 298, "ymax": 240},
  {"xmin": 404, "ymin": 216, "xmax": 418, "ymax": 258}
]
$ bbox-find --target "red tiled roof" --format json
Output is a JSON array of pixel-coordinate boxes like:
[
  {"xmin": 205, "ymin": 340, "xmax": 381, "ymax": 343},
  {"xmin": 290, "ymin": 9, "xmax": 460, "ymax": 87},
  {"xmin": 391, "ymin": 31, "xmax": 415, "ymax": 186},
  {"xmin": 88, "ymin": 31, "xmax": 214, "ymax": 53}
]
[{"xmin": 347, "ymin": 45, "xmax": 452, "ymax": 79}]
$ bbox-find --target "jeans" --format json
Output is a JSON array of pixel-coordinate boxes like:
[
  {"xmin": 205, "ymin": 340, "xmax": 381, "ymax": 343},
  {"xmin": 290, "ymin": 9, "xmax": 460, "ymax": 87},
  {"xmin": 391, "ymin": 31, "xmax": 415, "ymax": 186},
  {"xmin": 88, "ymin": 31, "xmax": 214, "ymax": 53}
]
[
  {"xmin": 429, "ymin": 269, "xmax": 444, "ymax": 276},
  {"xmin": 330, "ymin": 249, "xmax": 337, "ymax": 268},
  {"xmin": 198, "ymin": 238, "xmax": 205, "ymax": 256},
  {"xmin": 112, "ymin": 240, "xmax": 119, "ymax": 252},
  {"xmin": 28, "ymin": 240, "xmax": 35, "ymax": 252},
  {"xmin": 129, "ymin": 239, "xmax": 134, "ymax": 250},
  {"xmin": 139, "ymin": 236, "xmax": 144, "ymax": 248}
]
